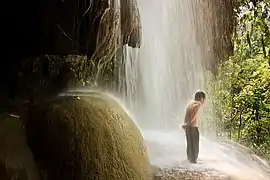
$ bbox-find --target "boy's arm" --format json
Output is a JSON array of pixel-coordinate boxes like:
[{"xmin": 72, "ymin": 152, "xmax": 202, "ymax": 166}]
[
  {"xmin": 193, "ymin": 102, "xmax": 201, "ymax": 112},
  {"xmin": 184, "ymin": 108, "xmax": 188, "ymax": 124},
  {"xmin": 183, "ymin": 101, "xmax": 201, "ymax": 124}
]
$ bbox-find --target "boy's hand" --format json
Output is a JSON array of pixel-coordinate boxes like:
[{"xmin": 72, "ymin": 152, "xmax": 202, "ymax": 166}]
[{"xmin": 179, "ymin": 124, "xmax": 186, "ymax": 130}]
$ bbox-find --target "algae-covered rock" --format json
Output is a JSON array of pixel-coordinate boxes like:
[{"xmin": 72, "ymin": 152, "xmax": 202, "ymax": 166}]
[
  {"xmin": 24, "ymin": 92, "xmax": 152, "ymax": 180},
  {"xmin": 0, "ymin": 114, "xmax": 40, "ymax": 180}
]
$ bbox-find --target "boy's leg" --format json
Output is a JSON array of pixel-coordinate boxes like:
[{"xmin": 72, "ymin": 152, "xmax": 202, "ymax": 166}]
[
  {"xmin": 185, "ymin": 128, "xmax": 191, "ymax": 161},
  {"xmin": 189, "ymin": 127, "xmax": 197, "ymax": 163},
  {"xmin": 194, "ymin": 127, "xmax": 200, "ymax": 161}
]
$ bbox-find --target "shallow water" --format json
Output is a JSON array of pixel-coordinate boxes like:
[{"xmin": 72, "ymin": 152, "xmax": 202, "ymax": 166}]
[{"xmin": 142, "ymin": 130, "xmax": 270, "ymax": 180}]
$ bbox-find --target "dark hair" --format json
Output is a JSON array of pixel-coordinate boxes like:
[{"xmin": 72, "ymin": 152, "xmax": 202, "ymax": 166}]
[{"xmin": 194, "ymin": 90, "xmax": 206, "ymax": 101}]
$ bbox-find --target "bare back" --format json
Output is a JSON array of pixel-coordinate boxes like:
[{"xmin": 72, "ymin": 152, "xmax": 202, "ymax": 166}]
[{"xmin": 184, "ymin": 100, "xmax": 202, "ymax": 127}]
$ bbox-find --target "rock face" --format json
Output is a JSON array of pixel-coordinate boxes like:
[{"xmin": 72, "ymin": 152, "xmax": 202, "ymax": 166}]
[
  {"xmin": 4, "ymin": 0, "xmax": 141, "ymax": 56},
  {"xmin": 24, "ymin": 92, "xmax": 152, "ymax": 180},
  {"xmin": 121, "ymin": 0, "xmax": 142, "ymax": 48},
  {"xmin": 1, "ymin": 0, "xmax": 142, "ymax": 104},
  {"xmin": 0, "ymin": 114, "xmax": 40, "ymax": 180},
  {"xmin": 0, "ymin": 55, "xmax": 91, "ymax": 104}
]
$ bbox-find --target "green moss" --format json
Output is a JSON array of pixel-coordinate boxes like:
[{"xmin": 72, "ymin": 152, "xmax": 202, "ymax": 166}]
[
  {"xmin": 24, "ymin": 92, "xmax": 152, "ymax": 180},
  {"xmin": 0, "ymin": 55, "xmax": 95, "ymax": 105},
  {"xmin": 0, "ymin": 114, "xmax": 40, "ymax": 180}
]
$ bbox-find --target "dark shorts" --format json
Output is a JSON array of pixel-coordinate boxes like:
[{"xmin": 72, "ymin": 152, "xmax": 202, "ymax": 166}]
[{"xmin": 185, "ymin": 126, "xmax": 199, "ymax": 163}]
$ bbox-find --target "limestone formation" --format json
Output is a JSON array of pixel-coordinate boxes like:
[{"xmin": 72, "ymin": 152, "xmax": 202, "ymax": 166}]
[
  {"xmin": 24, "ymin": 92, "xmax": 152, "ymax": 180},
  {"xmin": 121, "ymin": 0, "xmax": 142, "ymax": 48},
  {"xmin": 2, "ymin": 0, "xmax": 142, "ymax": 104},
  {"xmin": 89, "ymin": 0, "xmax": 142, "ymax": 85},
  {"xmin": 0, "ymin": 114, "xmax": 40, "ymax": 180}
]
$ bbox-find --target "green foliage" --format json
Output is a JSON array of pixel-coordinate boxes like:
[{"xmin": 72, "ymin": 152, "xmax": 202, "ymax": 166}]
[
  {"xmin": 234, "ymin": 0, "xmax": 270, "ymax": 59},
  {"xmin": 213, "ymin": 55, "xmax": 270, "ymax": 158},
  {"xmin": 211, "ymin": 0, "xmax": 270, "ymax": 159}
]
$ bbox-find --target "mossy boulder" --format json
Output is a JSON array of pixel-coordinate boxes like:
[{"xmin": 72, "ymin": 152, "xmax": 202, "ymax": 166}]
[
  {"xmin": 24, "ymin": 92, "xmax": 152, "ymax": 180},
  {"xmin": 0, "ymin": 114, "xmax": 40, "ymax": 180}
]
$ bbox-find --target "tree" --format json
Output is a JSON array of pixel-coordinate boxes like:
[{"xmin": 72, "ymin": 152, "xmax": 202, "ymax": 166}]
[{"xmin": 211, "ymin": 0, "xmax": 270, "ymax": 158}]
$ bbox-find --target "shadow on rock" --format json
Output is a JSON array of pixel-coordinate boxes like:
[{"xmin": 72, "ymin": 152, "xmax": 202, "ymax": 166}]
[{"xmin": 0, "ymin": 114, "xmax": 40, "ymax": 180}]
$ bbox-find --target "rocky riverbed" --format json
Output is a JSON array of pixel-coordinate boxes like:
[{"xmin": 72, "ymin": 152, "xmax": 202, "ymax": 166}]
[{"xmin": 154, "ymin": 167, "xmax": 232, "ymax": 180}]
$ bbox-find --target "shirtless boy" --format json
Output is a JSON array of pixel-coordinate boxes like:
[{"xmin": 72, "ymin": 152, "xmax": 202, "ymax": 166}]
[{"xmin": 182, "ymin": 90, "xmax": 206, "ymax": 163}]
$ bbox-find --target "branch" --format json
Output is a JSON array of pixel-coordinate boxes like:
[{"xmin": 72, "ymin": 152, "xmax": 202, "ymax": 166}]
[
  {"xmin": 261, "ymin": 34, "xmax": 266, "ymax": 58},
  {"xmin": 57, "ymin": 24, "xmax": 72, "ymax": 40}
]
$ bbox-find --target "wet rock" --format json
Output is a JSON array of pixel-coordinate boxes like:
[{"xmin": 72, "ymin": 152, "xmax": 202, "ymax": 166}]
[
  {"xmin": 0, "ymin": 55, "xmax": 92, "ymax": 105},
  {"xmin": 4, "ymin": 0, "xmax": 141, "ymax": 55},
  {"xmin": 24, "ymin": 92, "xmax": 152, "ymax": 180},
  {"xmin": 1, "ymin": 0, "xmax": 142, "ymax": 104},
  {"xmin": 154, "ymin": 167, "xmax": 232, "ymax": 180},
  {"xmin": 0, "ymin": 114, "xmax": 40, "ymax": 180},
  {"xmin": 91, "ymin": 0, "xmax": 141, "ymax": 85},
  {"xmin": 121, "ymin": 0, "xmax": 142, "ymax": 47},
  {"xmin": 92, "ymin": 5, "xmax": 121, "ymax": 66}
]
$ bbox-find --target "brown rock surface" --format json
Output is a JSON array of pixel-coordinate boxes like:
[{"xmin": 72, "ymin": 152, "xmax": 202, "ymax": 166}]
[{"xmin": 0, "ymin": 114, "xmax": 40, "ymax": 180}]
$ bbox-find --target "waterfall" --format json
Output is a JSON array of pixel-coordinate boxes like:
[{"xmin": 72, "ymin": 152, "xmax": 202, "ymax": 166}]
[
  {"xmin": 119, "ymin": 0, "xmax": 270, "ymax": 179},
  {"xmin": 120, "ymin": 0, "xmax": 215, "ymax": 131}
]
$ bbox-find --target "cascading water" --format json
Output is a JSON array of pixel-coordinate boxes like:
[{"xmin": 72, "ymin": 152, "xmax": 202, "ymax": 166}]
[
  {"xmin": 121, "ymin": 0, "xmax": 207, "ymax": 130},
  {"xmin": 120, "ymin": 0, "xmax": 270, "ymax": 179}
]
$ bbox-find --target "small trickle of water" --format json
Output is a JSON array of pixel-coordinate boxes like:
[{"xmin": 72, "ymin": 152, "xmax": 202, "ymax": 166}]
[{"xmin": 118, "ymin": 0, "xmax": 270, "ymax": 179}]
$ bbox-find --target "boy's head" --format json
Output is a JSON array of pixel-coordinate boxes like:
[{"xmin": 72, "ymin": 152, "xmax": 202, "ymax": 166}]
[{"xmin": 194, "ymin": 90, "xmax": 206, "ymax": 104}]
